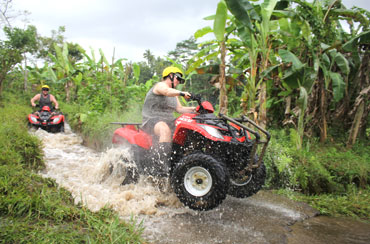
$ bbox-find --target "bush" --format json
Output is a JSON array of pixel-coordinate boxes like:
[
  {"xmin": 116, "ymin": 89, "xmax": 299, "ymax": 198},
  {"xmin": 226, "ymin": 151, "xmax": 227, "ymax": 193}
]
[
  {"xmin": 263, "ymin": 129, "xmax": 369, "ymax": 195},
  {"xmin": 62, "ymin": 100, "xmax": 143, "ymax": 151}
]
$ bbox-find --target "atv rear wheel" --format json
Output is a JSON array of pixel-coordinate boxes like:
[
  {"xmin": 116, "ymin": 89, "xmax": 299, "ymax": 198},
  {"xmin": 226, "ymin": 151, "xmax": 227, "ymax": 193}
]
[
  {"xmin": 228, "ymin": 156, "xmax": 266, "ymax": 198},
  {"xmin": 171, "ymin": 153, "xmax": 229, "ymax": 211},
  {"xmin": 112, "ymin": 139, "xmax": 140, "ymax": 185}
]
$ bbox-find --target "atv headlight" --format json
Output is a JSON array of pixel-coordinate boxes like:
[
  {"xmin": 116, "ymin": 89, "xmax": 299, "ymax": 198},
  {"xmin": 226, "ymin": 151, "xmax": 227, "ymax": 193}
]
[
  {"xmin": 53, "ymin": 117, "xmax": 60, "ymax": 123},
  {"xmin": 198, "ymin": 124, "xmax": 224, "ymax": 140},
  {"xmin": 31, "ymin": 116, "xmax": 38, "ymax": 123}
]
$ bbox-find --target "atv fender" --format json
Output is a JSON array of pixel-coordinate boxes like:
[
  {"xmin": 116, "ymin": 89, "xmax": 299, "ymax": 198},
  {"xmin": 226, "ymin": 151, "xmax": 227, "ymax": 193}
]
[
  {"xmin": 173, "ymin": 121, "xmax": 224, "ymax": 146},
  {"xmin": 112, "ymin": 126, "xmax": 152, "ymax": 149}
]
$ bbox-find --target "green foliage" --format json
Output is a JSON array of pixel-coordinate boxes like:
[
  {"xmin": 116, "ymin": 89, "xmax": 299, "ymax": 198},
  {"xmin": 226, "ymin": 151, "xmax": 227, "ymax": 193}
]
[
  {"xmin": 214, "ymin": 0, "xmax": 228, "ymax": 42},
  {"xmin": 0, "ymin": 101, "xmax": 44, "ymax": 170},
  {"xmin": 3, "ymin": 25, "xmax": 38, "ymax": 54},
  {"xmin": 264, "ymin": 129, "xmax": 369, "ymax": 195},
  {"xmin": 62, "ymin": 100, "xmax": 144, "ymax": 151},
  {"xmin": 276, "ymin": 187, "xmax": 370, "ymax": 221},
  {"xmin": 0, "ymin": 40, "xmax": 22, "ymax": 94}
]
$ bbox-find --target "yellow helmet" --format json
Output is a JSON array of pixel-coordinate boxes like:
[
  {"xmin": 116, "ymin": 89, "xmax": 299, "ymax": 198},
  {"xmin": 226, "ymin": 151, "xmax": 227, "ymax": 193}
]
[
  {"xmin": 162, "ymin": 66, "xmax": 183, "ymax": 78},
  {"xmin": 41, "ymin": 85, "xmax": 50, "ymax": 89}
]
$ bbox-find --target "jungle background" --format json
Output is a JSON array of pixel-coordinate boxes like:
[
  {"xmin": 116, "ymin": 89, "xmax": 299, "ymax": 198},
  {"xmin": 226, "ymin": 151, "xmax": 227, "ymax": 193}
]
[{"xmin": 1, "ymin": 0, "xmax": 369, "ymax": 242}]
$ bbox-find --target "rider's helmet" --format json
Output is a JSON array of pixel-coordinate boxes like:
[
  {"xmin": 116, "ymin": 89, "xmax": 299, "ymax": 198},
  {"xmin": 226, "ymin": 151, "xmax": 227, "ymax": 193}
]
[
  {"xmin": 41, "ymin": 85, "xmax": 50, "ymax": 91},
  {"xmin": 162, "ymin": 66, "xmax": 185, "ymax": 87}
]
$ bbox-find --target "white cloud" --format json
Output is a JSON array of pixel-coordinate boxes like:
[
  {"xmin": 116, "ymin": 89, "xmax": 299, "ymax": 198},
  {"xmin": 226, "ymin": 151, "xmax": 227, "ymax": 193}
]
[
  {"xmin": 6, "ymin": 0, "xmax": 370, "ymax": 63},
  {"xmin": 9, "ymin": 0, "xmax": 218, "ymax": 62}
]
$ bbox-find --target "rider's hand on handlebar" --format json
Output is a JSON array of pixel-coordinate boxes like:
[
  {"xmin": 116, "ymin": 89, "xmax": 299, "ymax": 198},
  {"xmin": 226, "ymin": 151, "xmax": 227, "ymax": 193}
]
[{"xmin": 180, "ymin": 91, "xmax": 191, "ymax": 99}]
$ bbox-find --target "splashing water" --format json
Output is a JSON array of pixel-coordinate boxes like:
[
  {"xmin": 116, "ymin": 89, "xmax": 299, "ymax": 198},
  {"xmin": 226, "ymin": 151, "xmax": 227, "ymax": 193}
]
[
  {"xmin": 32, "ymin": 124, "xmax": 181, "ymax": 216},
  {"xmin": 31, "ymin": 124, "xmax": 366, "ymax": 244}
]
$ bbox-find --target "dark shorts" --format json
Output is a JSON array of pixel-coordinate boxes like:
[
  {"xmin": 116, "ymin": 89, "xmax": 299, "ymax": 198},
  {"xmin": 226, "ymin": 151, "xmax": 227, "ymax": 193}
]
[{"xmin": 141, "ymin": 118, "xmax": 175, "ymax": 135}]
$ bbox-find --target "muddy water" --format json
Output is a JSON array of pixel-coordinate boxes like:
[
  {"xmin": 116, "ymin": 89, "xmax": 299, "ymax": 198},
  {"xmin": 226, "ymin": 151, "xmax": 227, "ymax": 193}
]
[{"xmin": 32, "ymin": 125, "xmax": 370, "ymax": 244}]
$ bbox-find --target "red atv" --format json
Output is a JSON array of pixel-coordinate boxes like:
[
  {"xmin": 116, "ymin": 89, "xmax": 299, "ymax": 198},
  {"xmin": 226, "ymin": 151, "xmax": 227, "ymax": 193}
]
[
  {"xmin": 28, "ymin": 105, "xmax": 65, "ymax": 133},
  {"xmin": 111, "ymin": 94, "xmax": 270, "ymax": 211}
]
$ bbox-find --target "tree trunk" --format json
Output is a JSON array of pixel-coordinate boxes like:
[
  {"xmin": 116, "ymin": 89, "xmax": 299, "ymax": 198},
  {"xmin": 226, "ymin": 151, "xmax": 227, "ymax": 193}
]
[
  {"xmin": 23, "ymin": 53, "xmax": 28, "ymax": 91},
  {"xmin": 347, "ymin": 49, "xmax": 370, "ymax": 145},
  {"xmin": 0, "ymin": 77, "xmax": 3, "ymax": 97},
  {"xmin": 319, "ymin": 75, "xmax": 327, "ymax": 143},
  {"xmin": 258, "ymin": 81, "xmax": 267, "ymax": 129},
  {"xmin": 219, "ymin": 41, "xmax": 228, "ymax": 114},
  {"xmin": 65, "ymin": 80, "xmax": 73, "ymax": 102},
  {"xmin": 346, "ymin": 100, "xmax": 365, "ymax": 148}
]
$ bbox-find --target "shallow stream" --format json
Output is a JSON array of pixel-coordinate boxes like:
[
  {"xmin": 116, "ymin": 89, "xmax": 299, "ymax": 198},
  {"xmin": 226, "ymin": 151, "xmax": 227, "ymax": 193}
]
[{"xmin": 32, "ymin": 124, "xmax": 370, "ymax": 244}]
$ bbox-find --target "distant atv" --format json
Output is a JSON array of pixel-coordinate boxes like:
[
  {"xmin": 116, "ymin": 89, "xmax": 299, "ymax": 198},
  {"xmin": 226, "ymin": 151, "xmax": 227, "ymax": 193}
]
[
  {"xmin": 111, "ymin": 94, "xmax": 270, "ymax": 211},
  {"xmin": 28, "ymin": 105, "xmax": 65, "ymax": 133}
]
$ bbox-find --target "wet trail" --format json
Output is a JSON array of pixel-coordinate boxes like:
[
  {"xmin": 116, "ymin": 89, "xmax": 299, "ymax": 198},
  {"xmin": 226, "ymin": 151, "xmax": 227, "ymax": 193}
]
[{"xmin": 32, "ymin": 125, "xmax": 370, "ymax": 244}]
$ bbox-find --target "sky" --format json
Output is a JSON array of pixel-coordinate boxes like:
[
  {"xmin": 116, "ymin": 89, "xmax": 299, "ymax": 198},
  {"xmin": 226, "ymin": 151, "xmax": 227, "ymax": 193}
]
[{"xmin": 5, "ymin": 0, "xmax": 370, "ymax": 63}]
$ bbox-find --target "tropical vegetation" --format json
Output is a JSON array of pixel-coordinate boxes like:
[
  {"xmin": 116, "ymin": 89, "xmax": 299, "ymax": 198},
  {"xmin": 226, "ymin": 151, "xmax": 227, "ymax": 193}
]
[{"xmin": 1, "ymin": 0, "xmax": 369, "ymax": 241}]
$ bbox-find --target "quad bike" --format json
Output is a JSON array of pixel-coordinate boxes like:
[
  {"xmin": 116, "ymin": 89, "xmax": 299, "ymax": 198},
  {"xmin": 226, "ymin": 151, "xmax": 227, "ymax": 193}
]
[
  {"xmin": 111, "ymin": 94, "xmax": 270, "ymax": 211},
  {"xmin": 28, "ymin": 105, "xmax": 65, "ymax": 133}
]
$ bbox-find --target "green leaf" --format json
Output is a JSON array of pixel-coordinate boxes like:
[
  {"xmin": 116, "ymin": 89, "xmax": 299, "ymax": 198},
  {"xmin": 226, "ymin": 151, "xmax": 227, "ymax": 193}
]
[
  {"xmin": 133, "ymin": 63, "xmax": 140, "ymax": 82},
  {"xmin": 225, "ymin": 0, "xmax": 254, "ymax": 31},
  {"xmin": 334, "ymin": 53, "xmax": 350, "ymax": 76},
  {"xmin": 194, "ymin": 26, "xmax": 213, "ymax": 39},
  {"xmin": 343, "ymin": 30, "xmax": 370, "ymax": 52},
  {"xmin": 99, "ymin": 48, "xmax": 110, "ymax": 68},
  {"xmin": 329, "ymin": 72, "xmax": 345, "ymax": 102},
  {"xmin": 278, "ymin": 90, "xmax": 292, "ymax": 97},
  {"xmin": 298, "ymin": 86, "xmax": 308, "ymax": 110},
  {"xmin": 261, "ymin": 0, "xmax": 278, "ymax": 25},
  {"xmin": 214, "ymin": 0, "xmax": 228, "ymax": 42},
  {"xmin": 47, "ymin": 67, "xmax": 57, "ymax": 83},
  {"xmin": 79, "ymin": 113, "xmax": 88, "ymax": 123},
  {"xmin": 62, "ymin": 42, "xmax": 69, "ymax": 67},
  {"xmin": 72, "ymin": 72, "xmax": 83, "ymax": 85},
  {"xmin": 322, "ymin": 53, "xmax": 330, "ymax": 69},
  {"xmin": 204, "ymin": 15, "xmax": 215, "ymax": 20},
  {"xmin": 279, "ymin": 49, "xmax": 303, "ymax": 71}
]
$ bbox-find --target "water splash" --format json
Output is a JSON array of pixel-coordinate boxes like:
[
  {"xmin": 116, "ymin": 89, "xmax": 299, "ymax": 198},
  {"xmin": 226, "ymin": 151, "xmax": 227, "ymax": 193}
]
[{"xmin": 32, "ymin": 124, "xmax": 181, "ymax": 216}]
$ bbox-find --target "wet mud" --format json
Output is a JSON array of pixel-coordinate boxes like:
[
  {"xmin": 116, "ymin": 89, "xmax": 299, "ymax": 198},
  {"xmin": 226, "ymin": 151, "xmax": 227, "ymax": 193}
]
[{"xmin": 32, "ymin": 125, "xmax": 370, "ymax": 244}]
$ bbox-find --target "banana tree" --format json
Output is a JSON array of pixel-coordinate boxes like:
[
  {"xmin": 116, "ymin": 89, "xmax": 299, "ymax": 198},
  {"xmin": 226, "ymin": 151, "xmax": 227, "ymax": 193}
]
[
  {"xmin": 225, "ymin": 0, "xmax": 278, "ymax": 128},
  {"xmin": 48, "ymin": 42, "xmax": 75, "ymax": 102},
  {"xmin": 189, "ymin": 0, "xmax": 230, "ymax": 114},
  {"xmin": 283, "ymin": 0, "xmax": 369, "ymax": 143},
  {"xmin": 214, "ymin": 0, "xmax": 229, "ymax": 114}
]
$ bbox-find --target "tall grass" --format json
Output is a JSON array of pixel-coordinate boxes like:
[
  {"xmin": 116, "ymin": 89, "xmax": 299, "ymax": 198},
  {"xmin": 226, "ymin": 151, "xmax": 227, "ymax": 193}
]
[{"xmin": 263, "ymin": 129, "xmax": 370, "ymax": 221}]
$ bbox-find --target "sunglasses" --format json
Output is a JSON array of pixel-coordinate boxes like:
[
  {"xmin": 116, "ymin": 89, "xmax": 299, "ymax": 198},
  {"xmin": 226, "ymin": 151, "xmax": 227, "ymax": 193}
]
[
  {"xmin": 42, "ymin": 88, "xmax": 49, "ymax": 91},
  {"xmin": 174, "ymin": 73, "xmax": 185, "ymax": 84}
]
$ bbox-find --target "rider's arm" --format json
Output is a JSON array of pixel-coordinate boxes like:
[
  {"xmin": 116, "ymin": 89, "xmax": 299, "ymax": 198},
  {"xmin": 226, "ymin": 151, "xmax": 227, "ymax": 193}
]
[
  {"xmin": 154, "ymin": 82, "xmax": 191, "ymax": 98},
  {"xmin": 50, "ymin": 95, "xmax": 59, "ymax": 109},
  {"xmin": 30, "ymin": 94, "xmax": 40, "ymax": 107},
  {"xmin": 175, "ymin": 97, "xmax": 196, "ymax": 114}
]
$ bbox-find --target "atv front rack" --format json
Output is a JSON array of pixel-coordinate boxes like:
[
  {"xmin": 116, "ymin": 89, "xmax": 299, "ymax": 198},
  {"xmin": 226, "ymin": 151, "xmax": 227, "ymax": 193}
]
[{"xmin": 219, "ymin": 113, "xmax": 270, "ymax": 170}]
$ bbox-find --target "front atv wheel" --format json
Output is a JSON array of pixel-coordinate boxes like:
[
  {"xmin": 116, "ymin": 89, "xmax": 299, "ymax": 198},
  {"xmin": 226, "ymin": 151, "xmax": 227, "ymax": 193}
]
[
  {"xmin": 171, "ymin": 153, "xmax": 229, "ymax": 211},
  {"xmin": 228, "ymin": 156, "xmax": 266, "ymax": 198}
]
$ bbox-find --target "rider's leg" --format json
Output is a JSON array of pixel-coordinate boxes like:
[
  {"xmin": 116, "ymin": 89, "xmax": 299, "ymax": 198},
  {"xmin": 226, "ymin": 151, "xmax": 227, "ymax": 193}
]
[
  {"xmin": 153, "ymin": 121, "xmax": 172, "ymax": 142},
  {"xmin": 149, "ymin": 121, "xmax": 173, "ymax": 176}
]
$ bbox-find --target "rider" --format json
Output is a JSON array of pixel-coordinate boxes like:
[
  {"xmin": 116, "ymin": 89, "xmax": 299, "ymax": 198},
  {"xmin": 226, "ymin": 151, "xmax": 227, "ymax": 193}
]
[
  {"xmin": 141, "ymin": 66, "xmax": 196, "ymax": 176},
  {"xmin": 31, "ymin": 85, "xmax": 59, "ymax": 113}
]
